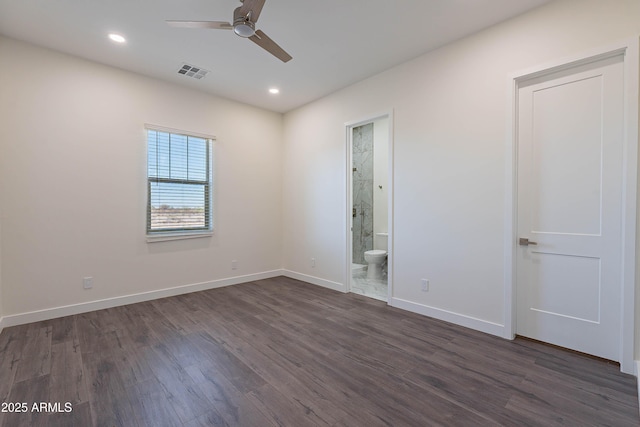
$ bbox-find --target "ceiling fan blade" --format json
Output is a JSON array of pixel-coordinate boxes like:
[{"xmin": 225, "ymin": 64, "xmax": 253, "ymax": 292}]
[
  {"xmin": 239, "ymin": 0, "xmax": 266, "ymax": 22},
  {"xmin": 166, "ymin": 20, "xmax": 232, "ymax": 30},
  {"xmin": 249, "ymin": 30, "xmax": 292, "ymax": 63}
]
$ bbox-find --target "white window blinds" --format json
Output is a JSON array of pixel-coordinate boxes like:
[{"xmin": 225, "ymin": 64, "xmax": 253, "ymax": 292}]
[{"xmin": 146, "ymin": 127, "xmax": 213, "ymax": 234}]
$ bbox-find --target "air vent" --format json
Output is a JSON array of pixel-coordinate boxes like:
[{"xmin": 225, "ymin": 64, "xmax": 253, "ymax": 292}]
[{"xmin": 177, "ymin": 63, "xmax": 210, "ymax": 80}]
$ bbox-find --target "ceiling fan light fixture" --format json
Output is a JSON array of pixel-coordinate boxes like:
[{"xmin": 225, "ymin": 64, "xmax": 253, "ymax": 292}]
[{"xmin": 233, "ymin": 21, "xmax": 255, "ymax": 38}]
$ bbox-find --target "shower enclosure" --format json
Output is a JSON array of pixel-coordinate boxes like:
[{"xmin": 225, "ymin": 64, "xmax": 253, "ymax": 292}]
[{"xmin": 351, "ymin": 123, "xmax": 374, "ymax": 265}]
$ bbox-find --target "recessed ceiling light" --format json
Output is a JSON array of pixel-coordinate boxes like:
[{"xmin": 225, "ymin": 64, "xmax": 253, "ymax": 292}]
[
  {"xmin": 269, "ymin": 88, "xmax": 280, "ymax": 94},
  {"xmin": 108, "ymin": 33, "xmax": 126, "ymax": 43}
]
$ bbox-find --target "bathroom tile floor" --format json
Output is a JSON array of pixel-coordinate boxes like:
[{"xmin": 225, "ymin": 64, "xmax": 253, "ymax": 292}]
[{"xmin": 351, "ymin": 267, "xmax": 388, "ymax": 301}]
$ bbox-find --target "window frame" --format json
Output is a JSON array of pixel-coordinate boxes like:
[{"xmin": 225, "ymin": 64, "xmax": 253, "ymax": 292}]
[{"xmin": 145, "ymin": 124, "xmax": 215, "ymax": 243}]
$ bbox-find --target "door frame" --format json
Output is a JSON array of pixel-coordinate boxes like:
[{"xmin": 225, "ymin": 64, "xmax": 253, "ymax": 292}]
[
  {"xmin": 504, "ymin": 39, "xmax": 639, "ymax": 374},
  {"xmin": 345, "ymin": 111, "xmax": 394, "ymax": 302}
]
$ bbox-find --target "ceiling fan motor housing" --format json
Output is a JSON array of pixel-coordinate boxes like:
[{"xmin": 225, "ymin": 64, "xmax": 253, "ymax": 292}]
[
  {"xmin": 233, "ymin": 6, "xmax": 255, "ymax": 37},
  {"xmin": 167, "ymin": 0, "xmax": 291, "ymax": 62}
]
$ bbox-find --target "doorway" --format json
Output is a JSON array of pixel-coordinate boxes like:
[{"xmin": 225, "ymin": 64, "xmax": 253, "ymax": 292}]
[
  {"xmin": 346, "ymin": 113, "xmax": 393, "ymax": 302},
  {"xmin": 507, "ymin": 42, "xmax": 638, "ymax": 373}
]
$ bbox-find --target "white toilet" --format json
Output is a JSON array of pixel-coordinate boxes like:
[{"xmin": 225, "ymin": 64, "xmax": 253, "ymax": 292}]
[
  {"xmin": 364, "ymin": 250, "xmax": 387, "ymax": 279},
  {"xmin": 364, "ymin": 232, "xmax": 388, "ymax": 280}
]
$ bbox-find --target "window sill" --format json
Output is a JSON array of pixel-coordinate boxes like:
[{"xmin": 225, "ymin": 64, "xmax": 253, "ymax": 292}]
[{"xmin": 146, "ymin": 231, "xmax": 213, "ymax": 243}]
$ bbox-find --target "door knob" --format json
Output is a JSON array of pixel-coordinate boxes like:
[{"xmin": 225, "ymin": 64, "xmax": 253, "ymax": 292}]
[{"xmin": 519, "ymin": 237, "xmax": 538, "ymax": 246}]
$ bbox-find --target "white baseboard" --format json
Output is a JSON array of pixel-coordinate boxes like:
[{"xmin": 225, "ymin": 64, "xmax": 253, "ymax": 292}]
[
  {"xmin": 281, "ymin": 271, "xmax": 504, "ymax": 337},
  {"xmin": 282, "ymin": 270, "xmax": 346, "ymax": 293},
  {"xmin": 390, "ymin": 297, "xmax": 506, "ymax": 338},
  {"xmin": 0, "ymin": 270, "xmax": 284, "ymax": 329}
]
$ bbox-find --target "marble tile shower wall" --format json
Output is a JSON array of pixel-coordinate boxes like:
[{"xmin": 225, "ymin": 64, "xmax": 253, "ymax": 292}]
[{"xmin": 352, "ymin": 123, "xmax": 374, "ymax": 265}]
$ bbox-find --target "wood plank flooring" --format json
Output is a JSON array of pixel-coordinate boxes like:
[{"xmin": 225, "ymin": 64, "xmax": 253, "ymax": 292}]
[{"xmin": 0, "ymin": 276, "xmax": 637, "ymax": 426}]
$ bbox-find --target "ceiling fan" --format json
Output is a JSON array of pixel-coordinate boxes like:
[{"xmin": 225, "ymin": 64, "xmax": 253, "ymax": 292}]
[{"xmin": 167, "ymin": 0, "xmax": 292, "ymax": 63}]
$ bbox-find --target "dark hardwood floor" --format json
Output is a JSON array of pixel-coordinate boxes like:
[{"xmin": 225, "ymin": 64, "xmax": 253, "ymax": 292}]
[{"xmin": 0, "ymin": 276, "xmax": 637, "ymax": 426}]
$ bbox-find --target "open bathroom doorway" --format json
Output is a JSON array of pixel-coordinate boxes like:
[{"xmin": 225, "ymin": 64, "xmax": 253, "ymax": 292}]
[{"xmin": 346, "ymin": 113, "xmax": 393, "ymax": 302}]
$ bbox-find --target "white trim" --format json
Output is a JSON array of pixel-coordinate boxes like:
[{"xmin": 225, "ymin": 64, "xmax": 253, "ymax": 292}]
[
  {"xmin": 345, "ymin": 122, "xmax": 353, "ymax": 294},
  {"xmin": 390, "ymin": 297, "xmax": 506, "ymax": 338},
  {"xmin": 344, "ymin": 111, "xmax": 394, "ymax": 129},
  {"xmin": 636, "ymin": 361, "xmax": 640, "ymax": 406},
  {"xmin": 284, "ymin": 272, "xmax": 503, "ymax": 336},
  {"xmin": 145, "ymin": 125, "xmax": 215, "ymax": 240},
  {"xmin": 620, "ymin": 37, "xmax": 639, "ymax": 376},
  {"xmin": 344, "ymin": 110, "xmax": 395, "ymax": 302},
  {"xmin": 146, "ymin": 231, "xmax": 213, "ymax": 243},
  {"xmin": 386, "ymin": 112, "xmax": 395, "ymax": 302},
  {"xmin": 505, "ymin": 38, "xmax": 639, "ymax": 374},
  {"xmin": 0, "ymin": 270, "xmax": 283, "ymax": 328},
  {"xmin": 503, "ymin": 71, "xmax": 519, "ymax": 340},
  {"xmin": 144, "ymin": 123, "xmax": 216, "ymax": 141},
  {"xmin": 282, "ymin": 270, "xmax": 346, "ymax": 293}
]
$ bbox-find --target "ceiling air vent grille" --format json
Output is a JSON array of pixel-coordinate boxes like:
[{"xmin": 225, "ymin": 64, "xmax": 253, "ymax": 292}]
[{"xmin": 177, "ymin": 63, "xmax": 210, "ymax": 80}]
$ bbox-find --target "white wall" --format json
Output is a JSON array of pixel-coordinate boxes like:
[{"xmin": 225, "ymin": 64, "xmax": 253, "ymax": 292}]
[
  {"xmin": 372, "ymin": 117, "xmax": 389, "ymax": 251},
  {"xmin": 0, "ymin": 209, "xmax": 3, "ymax": 331},
  {"xmin": 0, "ymin": 37, "xmax": 284, "ymax": 318},
  {"xmin": 1, "ymin": 0, "xmax": 639, "ymax": 362},
  {"xmin": 282, "ymin": 0, "xmax": 640, "ymax": 340}
]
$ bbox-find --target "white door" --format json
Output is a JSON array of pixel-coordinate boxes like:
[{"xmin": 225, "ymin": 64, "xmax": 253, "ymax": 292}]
[{"xmin": 516, "ymin": 54, "xmax": 624, "ymax": 361}]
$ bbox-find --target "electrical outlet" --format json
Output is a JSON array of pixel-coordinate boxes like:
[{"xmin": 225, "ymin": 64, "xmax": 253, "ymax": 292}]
[
  {"xmin": 231, "ymin": 260, "xmax": 238, "ymax": 270},
  {"xmin": 83, "ymin": 277, "xmax": 93, "ymax": 289},
  {"xmin": 311, "ymin": 258, "xmax": 316, "ymax": 268},
  {"xmin": 421, "ymin": 279, "xmax": 429, "ymax": 292}
]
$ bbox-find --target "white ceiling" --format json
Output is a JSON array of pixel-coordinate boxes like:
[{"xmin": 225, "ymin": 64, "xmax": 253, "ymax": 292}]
[{"xmin": 0, "ymin": 0, "xmax": 553, "ymax": 113}]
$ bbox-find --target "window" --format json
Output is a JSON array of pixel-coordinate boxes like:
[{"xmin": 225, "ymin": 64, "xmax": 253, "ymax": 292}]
[{"xmin": 146, "ymin": 126, "xmax": 213, "ymax": 239}]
